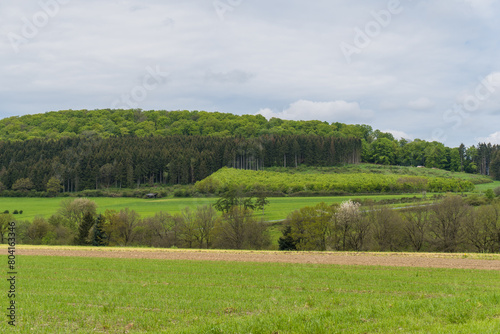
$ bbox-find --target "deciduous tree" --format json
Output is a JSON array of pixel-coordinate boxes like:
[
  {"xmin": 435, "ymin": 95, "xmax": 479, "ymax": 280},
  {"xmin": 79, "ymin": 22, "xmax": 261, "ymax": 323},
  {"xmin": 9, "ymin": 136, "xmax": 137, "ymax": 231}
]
[
  {"xmin": 430, "ymin": 196, "xmax": 469, "ymax": 252},
  {"xmin": 46, "ymin": 177, "xmax": 63, "ymax": 196},
  {"xmin": 12, "ymin": 178, "xmax": 34, "ymax": 192}
]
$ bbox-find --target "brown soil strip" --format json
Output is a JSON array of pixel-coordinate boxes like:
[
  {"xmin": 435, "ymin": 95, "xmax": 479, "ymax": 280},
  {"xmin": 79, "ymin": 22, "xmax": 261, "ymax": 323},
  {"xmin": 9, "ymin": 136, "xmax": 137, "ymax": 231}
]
[{"xmin": 18, "ymin": 249, "xmax": 500, "ymax": 270}]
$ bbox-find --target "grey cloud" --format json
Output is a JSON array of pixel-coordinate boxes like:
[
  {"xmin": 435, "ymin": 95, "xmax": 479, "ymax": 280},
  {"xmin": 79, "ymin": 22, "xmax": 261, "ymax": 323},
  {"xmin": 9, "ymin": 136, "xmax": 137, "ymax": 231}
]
[
  {"xmin": 0, "ymin": 0, "xmax": 499, "ymax": 146},
  {"xmin": 204, "ymin": 70, "xmax": 255, "ymax": 84}
]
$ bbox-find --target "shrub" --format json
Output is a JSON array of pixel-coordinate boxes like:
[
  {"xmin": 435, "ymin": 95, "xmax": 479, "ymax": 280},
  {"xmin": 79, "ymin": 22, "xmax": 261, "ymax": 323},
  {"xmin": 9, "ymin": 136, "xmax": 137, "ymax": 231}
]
[
  {"xmin": 485, "ymin": 189, "xmax": 495, "ymax": 201},
  {"xmin": 173, "ymin": 189, "xmax": 193, "ymax": 198},
  {"xmin": 464, "ymin": 194, "xmax": 487, "ymax": 206},
  {"xmin": 494, "ymin": 186, "xmax": 500, "ymax": 197},
  {"xmin": 3, "ymin": 210, "xmax": 9, "ymax": 214},
  {"xmin": 13, "ymin": 210, "xmax": 19, "ymax": 214}
]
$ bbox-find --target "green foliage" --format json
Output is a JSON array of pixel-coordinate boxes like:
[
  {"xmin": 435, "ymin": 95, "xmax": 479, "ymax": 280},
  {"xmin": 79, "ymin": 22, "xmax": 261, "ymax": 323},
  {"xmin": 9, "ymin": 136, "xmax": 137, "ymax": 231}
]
[
  {"xmin": 489, "ymin": 151, "xmax": 500, "ymax": 180},
  {"xmin": 75, "ymin": 212, "xmax": 95, "ymax": 245},
  {"xmin": 254, "ymin": 192, "xmax": 270, "ymax": 212},
  {"xmin": 214, "ymin": 206, "xmax": 270, "ymax": 250},
  {"xmin": 103, "ymin": 208, "xmax": 140, "ymax": 246},
  {"xmin": 46, "ymin": 177, "xmax": 63, "ymax": 195},
  {"xmin": 58, "ymin": 198, "xmax": 98, "ymax": 233},
  {"xmin": 214, "ymin": 187, "xmax": 257, "ymax": 213},
  {"xmin": 278, "ymin": 225, "xmax": 297, "ymax": 250},
  {"xmin": 429, "ymin": 196, "xmax": 470, "ymax": 253},
  {"xmin": 285, "ymin": 202, "xmax": 337, "ymax": 251},
  {"xmin": 12, "ymin": 177, "xmax": 34, "ymax": 191},
  {"xmin": 196, "ymin": 167, "xmax": 475, "ymax": 195},
  {"xmin": 485, "ymin": 189, "xmax": 495, "ymax": 201},
  {"xmin": 0, "ymin": 109, "xmax": 362, "ymax": 141},
  {"xmin": 91, "ymin": 214, "xmax": 108, "ymax": 246},
  {"xmin": 370, "ymin": 138, "xmax": 397, "ymax": 165},
  {"xmin": 1, "ymin": 109, "xmax": 498, "ymax": 195},
  {"xmin": 26, "ymin": 217, "xmax": 52, "ymax": 244},
  {"xmin": 0, "ymin": 213, "xmax": 13, "ymax": 243},
  {"xmin": 0, "ymin": 133, "xmax": 360, "ymax": 192}
]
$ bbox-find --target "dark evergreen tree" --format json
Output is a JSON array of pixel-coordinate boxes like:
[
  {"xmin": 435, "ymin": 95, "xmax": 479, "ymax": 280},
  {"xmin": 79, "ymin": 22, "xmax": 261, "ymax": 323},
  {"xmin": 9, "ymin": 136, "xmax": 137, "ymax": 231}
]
[
  {"xmin": 75, "ymin": 212, "xmax": 95, "ymax": 245},
  {"xmin": 490, "ymin": 151, "xmax": 500, "ymax": 181},
  {"xmin": 92, "ymin": 214, "xmax": 108, "ymax": 246},
  {"xmin": 278, "ymin": 225, "xmax": 298, "ymax": 251}
]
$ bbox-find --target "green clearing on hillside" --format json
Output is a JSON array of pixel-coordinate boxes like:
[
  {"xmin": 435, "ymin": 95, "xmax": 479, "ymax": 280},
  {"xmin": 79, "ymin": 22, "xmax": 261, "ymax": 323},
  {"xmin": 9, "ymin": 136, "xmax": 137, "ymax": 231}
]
[
  {"xmin": 195, "ymin": 167, "xmax": 475, "ymax": 194},
  {"xmin": 4, "ymin": 254, "xmax": 499, "ymax": 333}
]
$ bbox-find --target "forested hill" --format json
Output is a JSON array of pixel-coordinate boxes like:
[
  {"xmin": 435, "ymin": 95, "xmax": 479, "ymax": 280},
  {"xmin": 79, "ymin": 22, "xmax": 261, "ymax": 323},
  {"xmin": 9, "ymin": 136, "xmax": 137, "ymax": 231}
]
[
  {"xmin": 0, "ymin": 109, "xmax": 499, "ymax": 181},
  {"xmin": 0, "ymin": 135, "xmax": 361, "ymax": 192}
]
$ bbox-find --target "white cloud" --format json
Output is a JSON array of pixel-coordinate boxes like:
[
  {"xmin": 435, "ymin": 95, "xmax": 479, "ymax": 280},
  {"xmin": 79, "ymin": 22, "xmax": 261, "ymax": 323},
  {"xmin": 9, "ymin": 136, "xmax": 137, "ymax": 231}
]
[
  {"xmin": 408, "ymin": 97, "xmax": 434, "ymax": 110},
  {"xmin": 0, "ymin": 0, "xmax": 499, "ymax": 146},
  {"xmin": 204, "ymin": 70, "xmax": 255, "ymax": 84},
  {"xmin": 476, "ymin": 131, "xmax": 500, "ymax": 144},
  {"xmin": 463, "ymin": 0, "xmax": 495, "ymax": 14},
  {"xmin": 382, "ymin": 130, "xmax": 413, "ymax": 141},
  {"xmin": 256, "ymin": 100, "xmax": 374, "ymax": 123}
]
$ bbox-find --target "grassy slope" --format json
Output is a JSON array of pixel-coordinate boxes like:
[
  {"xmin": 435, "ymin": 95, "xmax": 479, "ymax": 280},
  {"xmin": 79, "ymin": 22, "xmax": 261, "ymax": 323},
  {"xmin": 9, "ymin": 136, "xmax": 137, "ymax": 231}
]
[
  {"xmin": 475, "ymin": 181, "xmax": 500, "ymax": 192},
  {"xmin": 196, "ymin": 165, "xmax": 480, "ymax": 195},
  {"xmin": 4, "ymin": 255, "xmax": 499, "ymax": 333}
]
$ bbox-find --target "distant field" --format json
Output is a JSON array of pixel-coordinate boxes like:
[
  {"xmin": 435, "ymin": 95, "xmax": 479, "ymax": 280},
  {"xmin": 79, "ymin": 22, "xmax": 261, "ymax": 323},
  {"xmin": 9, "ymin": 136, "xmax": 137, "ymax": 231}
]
[
  {"xmin": 4, "ymin": 253, "xmax": 499, "ymax": 333},
  {"xmin": 0, "ymin": 194, "xmax": 426, "ymax": 222},
  {"xmin": 475, "ymin": 181, "xmax": 500, "ymax": 192}
]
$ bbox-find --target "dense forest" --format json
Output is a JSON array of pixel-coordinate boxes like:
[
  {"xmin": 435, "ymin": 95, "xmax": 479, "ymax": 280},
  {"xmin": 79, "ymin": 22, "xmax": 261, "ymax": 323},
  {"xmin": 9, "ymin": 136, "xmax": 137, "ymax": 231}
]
[{"xmin": 0, "ymin": 109, "xmax": 499, "ymax": 194}]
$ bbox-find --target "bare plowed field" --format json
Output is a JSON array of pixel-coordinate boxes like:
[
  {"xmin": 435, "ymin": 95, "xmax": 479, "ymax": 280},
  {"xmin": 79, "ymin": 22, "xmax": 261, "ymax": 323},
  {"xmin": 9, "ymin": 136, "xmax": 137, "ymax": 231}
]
[{"xmin": 19, "ymin": 248, "xmax": 500, "ymax": 270}]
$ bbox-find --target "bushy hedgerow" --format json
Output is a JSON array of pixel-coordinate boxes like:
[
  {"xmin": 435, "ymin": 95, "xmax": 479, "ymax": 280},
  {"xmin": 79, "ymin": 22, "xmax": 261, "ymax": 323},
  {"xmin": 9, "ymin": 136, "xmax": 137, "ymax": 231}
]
[{"xmin": 195, "ymin": 168, "xmax": 474, "ymax": 195}]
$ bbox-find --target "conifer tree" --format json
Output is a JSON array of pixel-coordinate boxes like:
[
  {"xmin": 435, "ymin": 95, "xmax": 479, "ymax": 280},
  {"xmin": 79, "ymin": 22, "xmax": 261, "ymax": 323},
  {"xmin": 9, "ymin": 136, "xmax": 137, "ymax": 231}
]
[
  {"xmin": 75, "ymin": 212, "xmax": 95, "ymax": 245},
  {"xmin": 92, "ymin": 214, "xmax": 108, "ymax": 246}
]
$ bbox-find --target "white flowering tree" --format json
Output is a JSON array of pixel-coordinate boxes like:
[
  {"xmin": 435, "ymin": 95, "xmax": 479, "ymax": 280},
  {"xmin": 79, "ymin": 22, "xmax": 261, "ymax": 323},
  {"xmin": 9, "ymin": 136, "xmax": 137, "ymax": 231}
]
[{"xmin": 335, "ymin": 200, "xmax": 367, "ymax": 251}]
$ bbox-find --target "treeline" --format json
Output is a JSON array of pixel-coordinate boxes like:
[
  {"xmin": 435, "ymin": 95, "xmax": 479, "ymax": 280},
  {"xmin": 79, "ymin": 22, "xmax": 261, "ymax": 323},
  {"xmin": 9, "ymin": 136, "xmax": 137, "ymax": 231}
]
[
  {"xmin": 279, "ymin": 197, "xmax": 500, "ymax": 253},
  {"xmin": 0, "ymin": 134, "xmax": 361, "ymax": 193},
  {"xmin": 0, "ymin": 109, "xmax": 366, "ymax": 140},
  {"xmin": 1, "ymin": 108, "xmax": 499, "ymax": 180},
  {"xmin": 2, "ymin": 198, "xmax": 270, "ymax": 250},
  {"xmin": 364, "ymin": 137, "xmax": 500, "ymax": 179},
  {"xmin": 4, "ymin": 196, "xmax": 500, "ymax": 253}
]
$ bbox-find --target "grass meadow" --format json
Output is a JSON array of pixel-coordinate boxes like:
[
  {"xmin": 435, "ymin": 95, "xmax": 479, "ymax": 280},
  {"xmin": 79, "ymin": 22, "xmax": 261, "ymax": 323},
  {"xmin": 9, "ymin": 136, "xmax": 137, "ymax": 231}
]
[
  {"xmin": 475, "ymin": 180, "xmax": 500, "ymax": 192},
  {"xmin": 0, "ymin": 194, "xmax": 427, "ymax": 222},
  {"xmin": 3, "ymin": 253, "xmax": 499, "ymax": 333}
]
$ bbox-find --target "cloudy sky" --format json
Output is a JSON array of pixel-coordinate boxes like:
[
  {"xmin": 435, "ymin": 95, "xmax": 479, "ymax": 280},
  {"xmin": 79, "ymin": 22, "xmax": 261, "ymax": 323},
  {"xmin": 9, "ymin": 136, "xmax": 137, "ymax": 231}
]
[{"xmin": 1, "ymin": 0, "xmax": 500, "ymax": 147}]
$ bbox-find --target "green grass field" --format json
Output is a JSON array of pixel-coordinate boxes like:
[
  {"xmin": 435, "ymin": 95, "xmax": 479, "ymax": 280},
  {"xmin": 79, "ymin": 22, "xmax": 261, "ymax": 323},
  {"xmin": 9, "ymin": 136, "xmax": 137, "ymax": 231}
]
[
  {"xmin": 1, "ymin": 194, "xmax": 427, "ymax": 222},
  {"xmin": 4, "ymin": 254, "xmax": 499, "ymax": 333},
  {"xmin": 474, "ymin": 181, "xmax": 500, "ymax": 192}
]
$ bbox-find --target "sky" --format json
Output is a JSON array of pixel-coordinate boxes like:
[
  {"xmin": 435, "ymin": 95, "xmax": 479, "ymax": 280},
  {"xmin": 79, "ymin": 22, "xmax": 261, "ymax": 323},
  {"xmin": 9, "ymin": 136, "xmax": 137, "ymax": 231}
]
[{"xmin": 1, "ymin": 0, "xmax": 500, "ymax": 147}]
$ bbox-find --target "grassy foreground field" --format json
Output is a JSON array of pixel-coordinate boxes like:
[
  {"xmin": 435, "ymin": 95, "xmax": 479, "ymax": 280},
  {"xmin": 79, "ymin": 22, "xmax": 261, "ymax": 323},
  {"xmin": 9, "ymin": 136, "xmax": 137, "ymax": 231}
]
[{"xmin": 4, "ymin": 251, "xmax": 500, "ymax": 333}]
